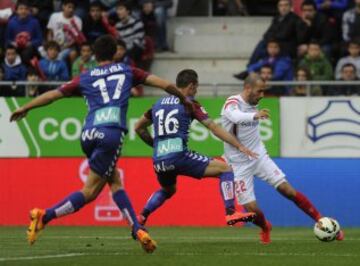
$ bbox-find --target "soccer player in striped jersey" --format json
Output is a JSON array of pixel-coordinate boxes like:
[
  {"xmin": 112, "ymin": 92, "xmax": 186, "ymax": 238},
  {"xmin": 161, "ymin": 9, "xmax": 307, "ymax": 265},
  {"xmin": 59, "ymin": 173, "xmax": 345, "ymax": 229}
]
[
  {"xmin": 220, "ymin": 73, "xmax": 344, "ymax": 244},
  {"xmin": 10, "ymin": 35, "xmax": 193, "ymax": 253},
  {"xmin": 135, "ymin": 69, "xmax": 258, "ymax": 225}
]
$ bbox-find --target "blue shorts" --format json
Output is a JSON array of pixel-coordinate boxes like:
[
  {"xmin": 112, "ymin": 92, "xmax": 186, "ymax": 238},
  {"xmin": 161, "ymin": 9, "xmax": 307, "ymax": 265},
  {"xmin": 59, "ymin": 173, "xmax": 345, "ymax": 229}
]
[
  {"xmin": 153, "ymin": 150, "xmax": 211, "ymax": 187},
  {"xmin": 81, "ymin": 127, "xmax": 125, "ymax": 178}
]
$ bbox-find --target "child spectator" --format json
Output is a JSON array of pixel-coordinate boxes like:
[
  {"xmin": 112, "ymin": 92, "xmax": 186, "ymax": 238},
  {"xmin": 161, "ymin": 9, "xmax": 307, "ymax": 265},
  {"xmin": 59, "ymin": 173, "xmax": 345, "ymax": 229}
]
[
  {"xmin": 298, "ymin": 41, "xmax": 333, "ymax": 95},
  {"xmin": 39, "ymin": 41, "xmax": 69, "ymax": 81},
  {"xmin": 115, "ymin": 1, "xmax": 145, "ymax": 64},
  {"xmin": 26, "ymin": 67, "xmax": 40, "ymax": 96},
  {"xmin": 46, "ymin": 0, "xmax": 84, "ymax": 61},
  {"xmin": 114, "ymin": 39, "xmax": 134, "ymax": 66},
  {"xmin": 2, "ymin": 45, "xmax": 27, "ymax": 81},
  {"xmin": 235, "ymin": 39, "xmax": 294, "ymax": 87},
  {"xmin": 5, "ymin": 0, "xmax": 43, "ymax": 64},
  {"xmin": 28, "ymin": 0, "xmax": 54, "ymax": 30},
  {"xmin": 293, "ymin": 66, "xmax": 312, "ymax": 96},
  {"xmin": 72, "ymin": 42, "xmax": 97, "ymax": 77},
  {"xmin": 328, "ymin": 63, "xmax": 360, "ymax": 95},
  {"xmin": 335, "ymin": 40, "xmax": 360, "ymax": 79}
]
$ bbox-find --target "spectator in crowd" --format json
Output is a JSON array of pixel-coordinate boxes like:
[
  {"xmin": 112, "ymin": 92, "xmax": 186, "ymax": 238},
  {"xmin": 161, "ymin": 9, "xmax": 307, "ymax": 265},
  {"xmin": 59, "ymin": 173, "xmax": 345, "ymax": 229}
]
[
  {"xmin": 0, "ymin": 65, "xmax": 4, "ymax": 81},
  {"xmin": 115, "ymin": 1, "xmax": 145, "ymax": 64},
  {"xmin": 299, "ymin": 0, "xmax": 336, "ymax": 58},
  {"xmin": 248, "ymin": 0, "xmax": 308, "ymax": 65},
  {"xmin": 83, "ymin": 1, "xmax": 118, "ymax": 44},
  {"xmin": 39, "ymin": 41, "xmax": 69, "ymax": 81},
  {"xmin": 235, "ymin": 39, "xmax": 294, "ymax": 85},
  {"xmin": 0, "ymin": 7, "xmax": 13, "ymax": 53},
  {"xmin": 316, "ymin": 0, "xmax": 350, "ymax": 19},
  {"xmin": 293, "ymin": 66, "xmax": 312, "ymax": 96},
  {"xmin": 298, "ymin": 41, "xmax": 333, "ymax": 95},
  {"xmin": 327, "ymin": 63, "xmax": 360, "ymax": 95},
  {"xmin": 5, "ymin": 0, "xmax": 43, "ymax": 64},
  {"xmin": 335, "ymin": 39, "xmax": 360, "ymax": 78},
  {"xmin": 26, "ymin": 67, "xmax": 40, "ymax": 96},
  {"xmin": 113, "ymin": 39, "xmax": 134, "ymax": 65},
  {"xmin": 342, "ymin": 0, "xmax": 360, "ymax": 42},
  {"xmin": 71, "ymin": 42, "xmax": 97, "ymax": 77},
  {"xmin": 150, "ymin": 0, "xmax": 172, "ymax": 51},
  {"xmin": 213, "ymin": 0, "xmax": 248, "ymax": 16},
  {"xmin": 2, "ymin": 45, "xmax": 27, "ymax": 81},
  {"xmin": 28, "ymin": 0, "xmax": 54, "ymax": 30},
  {"xmin": 1, "ymin": 45, "xmax": 27, "ymax": 96},
  {"xmin": 259, "ymin": 64, "xmax": 273, "ymax": 82},
  {"xmin": 46, "ymin": 0, "xmax": 84, "ymax": 61},
  {"xmin": 141, "ymin": 0, "xmax": 157, "ymax": 46},
  {"xmin": 259, "ymin": 64, "xmax": 289, "ymax": 96}
]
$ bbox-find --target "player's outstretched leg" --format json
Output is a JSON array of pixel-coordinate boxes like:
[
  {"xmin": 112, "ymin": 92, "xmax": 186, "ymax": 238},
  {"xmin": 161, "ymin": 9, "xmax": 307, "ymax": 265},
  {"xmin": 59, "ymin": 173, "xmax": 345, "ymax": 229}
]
[
  {"xmin": 243, "ymin": 201, "xmax": 272, "ymax": 244},
  {"xmin": 139, "ymin": 186, "xmax": 175, "ymax": 225},
  {"xmin": 27, "ymin": 170, "xmax": 106, "ymax": 245},
  {"xmin": 109, "ymin": 170, "xmax": 157, "ymax": 253},
  {"xmin": 276, "ymin": 182, "xmax": 344, "ymax": 241},
  {"xmin": 203, "ymin": 159, "xmax": 256, "ymax": 225}
]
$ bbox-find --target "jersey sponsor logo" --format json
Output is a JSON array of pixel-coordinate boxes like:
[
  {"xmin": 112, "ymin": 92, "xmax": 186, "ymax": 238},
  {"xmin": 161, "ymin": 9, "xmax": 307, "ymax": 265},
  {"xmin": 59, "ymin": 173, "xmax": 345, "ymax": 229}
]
[
  {"xmin": 94, "ymin": 107, "xmax": 120, "ymax": 126},
  {"xmin": 239, "ymin": 120, "xmax": 259, "ymax": 127},
  {"xmin": 153, "ymin": 161, "xmax": 175, "ymax": 173},
  {"xmin": 156, "ymin": 137, "xmax": 183, "ymax": 157},
  {"xmin": 81, "ymin": 128, "xmax": 105, "ymax": 141},
  {"xmin": 307, "ymin": 100, "xmax": 360, "ymax": 142}
]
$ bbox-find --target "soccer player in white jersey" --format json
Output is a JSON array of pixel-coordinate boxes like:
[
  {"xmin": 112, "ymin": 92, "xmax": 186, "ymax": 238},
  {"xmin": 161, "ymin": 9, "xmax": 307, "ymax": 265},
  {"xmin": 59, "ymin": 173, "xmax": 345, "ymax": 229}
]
[{"xmin": 220, "ymin": 73, "xmax": 344, "ymax": 244}]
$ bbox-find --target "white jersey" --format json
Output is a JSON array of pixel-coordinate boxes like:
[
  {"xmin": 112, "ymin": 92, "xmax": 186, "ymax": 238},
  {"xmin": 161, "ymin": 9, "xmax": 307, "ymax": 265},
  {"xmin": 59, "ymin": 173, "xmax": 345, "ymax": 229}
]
[{"xmin": 220, "ymin": 94, "xmax": 267, "ymax": 163}]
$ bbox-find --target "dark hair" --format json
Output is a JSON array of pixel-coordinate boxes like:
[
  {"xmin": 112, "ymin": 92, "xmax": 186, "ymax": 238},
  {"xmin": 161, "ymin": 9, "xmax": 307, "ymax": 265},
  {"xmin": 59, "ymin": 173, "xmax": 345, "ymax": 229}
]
[
  {"xmin": 45, "ymin": 41, "xmax": 61, "ymax": 51},
  {"xmin": 308, "ymin": 39, "xmax": 321, "ymax": 46},
  {"xmin": 266, "ymin": 38, "xmax": 280, "ymax": 46},
  {"xmin": 342, "ymin": 63, "xmax": 357, "ymax": 72},
  {"xmin": 93, "ymin": 35, "xmax": 117, "ymax": 62},
  {"xmin": 301, "ymin": 0, "xmax": 316, "ymax": 9},
  {"xmin": 260, "ymin": 64, "xmax": 273, "ymax": 71},
  {"xmin": 5, "ymin": 44, "xmax": 17, "ymax": 52},
  {"xmin": 90, "ymin": 1, "xmax": 104, "ymax": 10},
  {"xmin": 296, "ymin": 66, "xmax": 312, "ymax": 80},
  {"xmin": 16, "ymin": 0, "xmax": 30, "ymax": 9},
  {"xmin": 176, "ymin": 69, "xmax": 198, "ymax": 88},
  {"xmin": 62, "ymin": 0, "xmax": 76, "ymax": 7},
  {"xmin": 116, "ymin": 0, "xmax": 132, "ymax": 11},
  {"xmin": 117, "ymin": 39, "xmax": 127, "ymax": 49},
  {"xmin": 349, "ymin": 38, "xmax": 360, "ymax": 46},
  {"xmin": 80, "ymin": 42, "xmax": 92, "ymax": 49}
]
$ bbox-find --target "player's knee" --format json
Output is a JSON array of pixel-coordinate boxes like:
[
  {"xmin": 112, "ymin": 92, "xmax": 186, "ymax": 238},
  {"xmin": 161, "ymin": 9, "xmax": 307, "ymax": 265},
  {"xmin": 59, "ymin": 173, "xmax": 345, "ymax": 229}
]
[
  {"xmin": 277, "ymin": 182, "xmax": 296, "ymax": 199},
  {"xmin": 219, "ymin": 162, "xmax": 232, "ymax": 174},
  {"xmin": 81, "ymin": 187, "xmax": 99, "ymax": 203},
  {"xmin": 163, "ymin": 186, "xmax": 176, "ymax": 198}
]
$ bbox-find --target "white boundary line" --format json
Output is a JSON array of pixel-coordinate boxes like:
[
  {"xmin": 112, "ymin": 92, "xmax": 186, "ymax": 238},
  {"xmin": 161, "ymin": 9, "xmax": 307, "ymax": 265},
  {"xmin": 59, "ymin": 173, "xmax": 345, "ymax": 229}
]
[
  {"xmin": 11, "ymin": 97, "xmax": 41, "ymax": 157},
  {"xmin": 0, "ymin": 253, "xmax": 84, "ymax": 262}
]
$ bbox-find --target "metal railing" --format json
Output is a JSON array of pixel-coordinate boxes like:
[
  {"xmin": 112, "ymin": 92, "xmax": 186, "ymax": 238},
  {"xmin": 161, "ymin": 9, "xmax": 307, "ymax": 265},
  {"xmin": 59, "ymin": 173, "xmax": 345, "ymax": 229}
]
[{"xmin": 1, "ymin": 80, "xmax": 360, "ymax": 97}]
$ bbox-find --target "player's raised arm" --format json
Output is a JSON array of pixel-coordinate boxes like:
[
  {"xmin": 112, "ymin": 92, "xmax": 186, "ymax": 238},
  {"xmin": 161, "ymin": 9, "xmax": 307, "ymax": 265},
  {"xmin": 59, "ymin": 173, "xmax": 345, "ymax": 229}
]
[
  {"xmin": 10, "ymin": 89, "xmax": 64, "ymax": 122},
  {"xmin": 143, "ymin": 74, "xmax": 194, "ymax": 112},
  {"xmin": 201, "ymin": 118, "xmax": 258, "ymax": 159},
  {"xmin": 135, "ymin": 110, "xmax": 154, "ymax": 147},
  {"xmin": 10, "ymin": 76, "xmax": 80, "ymax": 122}
]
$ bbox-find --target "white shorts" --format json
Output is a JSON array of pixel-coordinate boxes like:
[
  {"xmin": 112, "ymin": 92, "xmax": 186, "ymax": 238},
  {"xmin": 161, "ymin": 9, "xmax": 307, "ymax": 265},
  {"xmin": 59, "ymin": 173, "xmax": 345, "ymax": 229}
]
[{"xmin": 230, "ymin": 154, "xmax": 286, "ymax": 205}]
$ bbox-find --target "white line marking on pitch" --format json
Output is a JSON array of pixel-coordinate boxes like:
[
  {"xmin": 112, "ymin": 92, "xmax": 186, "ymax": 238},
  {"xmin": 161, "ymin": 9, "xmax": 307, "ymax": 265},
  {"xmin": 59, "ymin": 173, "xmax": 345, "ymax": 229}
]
[{"xmin": 0, "ymin": 253, "xmax": 84, "ymax": 262}]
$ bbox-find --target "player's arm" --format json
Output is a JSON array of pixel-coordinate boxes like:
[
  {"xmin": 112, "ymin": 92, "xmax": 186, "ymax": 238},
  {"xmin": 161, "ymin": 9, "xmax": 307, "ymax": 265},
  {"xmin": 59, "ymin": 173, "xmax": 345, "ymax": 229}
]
[
  {"xmin": 10, "ymin": 77, "xmax": 80, "ymax": 122},
  {"xmin": 201, "ymin": 119, "xmax": 258, "ymax": 159},
  {"xmin": 10, "ymin": 90, "xmax": 64, "ymax": 122},
  {"xmin": 135, "ymin": 113, "xmax": 154, "ymax": 148},
  {"xmin": 224, "ymin": 101, "xmax": 270, "ymax": 123},
  {"xmin": 132, "ymin": 67, "xmax": 194, "ymax": 112}
]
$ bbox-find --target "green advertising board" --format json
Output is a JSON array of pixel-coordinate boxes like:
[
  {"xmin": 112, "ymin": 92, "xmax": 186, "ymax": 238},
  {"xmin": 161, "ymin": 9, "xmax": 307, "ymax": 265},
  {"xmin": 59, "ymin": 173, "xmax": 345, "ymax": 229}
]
[{"xmin": 0, "ymin": 97, "xmax": 279, "ymax": 157}]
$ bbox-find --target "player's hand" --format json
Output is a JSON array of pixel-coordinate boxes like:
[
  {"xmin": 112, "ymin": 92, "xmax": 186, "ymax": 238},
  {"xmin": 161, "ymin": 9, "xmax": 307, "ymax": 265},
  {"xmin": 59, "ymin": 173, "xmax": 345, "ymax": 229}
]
[
  {"xmin": 10, "ymin": 107, "xmax": 28, "ymax": 122},
  {"xmin": 238, "ymin": 146, "xmax": 259, "ymax": 160},
  {"xmin": 254, "ymin": 109, "xmax": 270, "ymax": 120}
]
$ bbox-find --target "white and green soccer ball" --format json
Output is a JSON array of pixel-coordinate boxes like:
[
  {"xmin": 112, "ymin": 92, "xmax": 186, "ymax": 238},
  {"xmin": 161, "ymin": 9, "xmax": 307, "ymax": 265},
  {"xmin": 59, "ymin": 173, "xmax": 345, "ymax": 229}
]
[{"xmin": 313, "ymin": 217, "xmax": 340, "ymax": 242}]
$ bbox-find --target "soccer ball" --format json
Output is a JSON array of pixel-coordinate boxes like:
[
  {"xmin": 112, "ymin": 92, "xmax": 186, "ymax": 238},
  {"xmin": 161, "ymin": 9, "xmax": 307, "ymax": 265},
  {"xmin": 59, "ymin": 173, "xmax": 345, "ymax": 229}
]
[{"xmin": 313, "ymin": 217, "xmax": 340, "ymax": 242}]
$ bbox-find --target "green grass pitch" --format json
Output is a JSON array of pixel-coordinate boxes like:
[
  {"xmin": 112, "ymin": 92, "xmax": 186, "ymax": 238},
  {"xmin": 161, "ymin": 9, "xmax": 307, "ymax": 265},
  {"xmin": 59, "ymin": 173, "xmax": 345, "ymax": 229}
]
[{"xmin": 0, "ymin": 226, "xmax": 359, "ymax": 266}]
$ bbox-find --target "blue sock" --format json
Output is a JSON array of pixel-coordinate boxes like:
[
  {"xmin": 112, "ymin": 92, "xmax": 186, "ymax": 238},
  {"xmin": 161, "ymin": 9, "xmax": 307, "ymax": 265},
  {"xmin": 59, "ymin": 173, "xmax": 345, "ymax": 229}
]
[
  {"xmin": 43, "ymin": 191, "xmax": 85, "ymax": 224},
  {"xmin": 219, "ymin": 171, "xmax": 235, "ymax": 215},
  {"xmin": 112, "ymin": 189, "xmax": 141, "ymax": 231},
  {"xmin": 142, "ymin": 189, "xmax": 170, "ymax": 217}
]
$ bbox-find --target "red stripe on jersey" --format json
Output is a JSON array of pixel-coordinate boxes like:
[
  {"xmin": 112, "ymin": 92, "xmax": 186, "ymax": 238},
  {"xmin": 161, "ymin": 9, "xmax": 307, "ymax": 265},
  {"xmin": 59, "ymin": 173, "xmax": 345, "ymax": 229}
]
[{"xmin": 224, "ymin": 100, "xmax": 239, "ymax": 110}]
